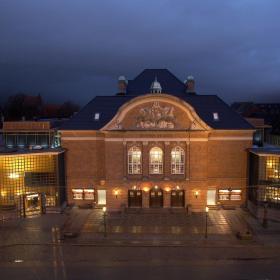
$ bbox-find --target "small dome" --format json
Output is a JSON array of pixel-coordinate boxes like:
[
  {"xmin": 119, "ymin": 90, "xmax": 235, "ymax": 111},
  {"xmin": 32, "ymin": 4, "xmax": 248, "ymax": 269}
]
[
  {"xmin": 187, "ymin": 75, "xmax": 194, "ymax": 81},
  {"xmin": 150, "ymin": 77, "xmax": 162, "ymax": 93}
]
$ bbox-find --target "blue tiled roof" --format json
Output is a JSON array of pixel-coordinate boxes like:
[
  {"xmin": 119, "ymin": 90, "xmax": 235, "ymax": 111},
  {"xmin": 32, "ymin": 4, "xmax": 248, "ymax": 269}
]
[
  {"xmin": 61, "ymin": 69, "xmax": 253, "ymax": 130},
  {"xmin": 126, "ymin": 69, "xmax": 187, "ymax": 95},
  {"xmin": 61, "ymin": 94, "xmax": 253, "ymax": 130}
]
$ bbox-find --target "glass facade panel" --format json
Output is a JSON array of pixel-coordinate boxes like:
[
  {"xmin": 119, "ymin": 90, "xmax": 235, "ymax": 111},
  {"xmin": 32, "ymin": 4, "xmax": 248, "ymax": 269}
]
[{"xmin": 0, "ymin": 153, "xmax": 64, "ymax": 207}]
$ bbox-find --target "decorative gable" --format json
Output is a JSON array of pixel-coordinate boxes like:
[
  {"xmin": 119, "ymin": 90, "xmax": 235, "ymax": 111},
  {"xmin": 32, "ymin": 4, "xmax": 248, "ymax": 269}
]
[{"xmin": 102, "ymin": 93, "xmax": 211, "ymax": 131}]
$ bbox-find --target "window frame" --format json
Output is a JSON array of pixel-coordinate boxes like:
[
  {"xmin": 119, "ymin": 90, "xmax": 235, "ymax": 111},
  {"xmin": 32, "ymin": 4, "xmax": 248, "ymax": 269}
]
[
  {"xmin": 127, "ymin": 146, "xmax": 142, "ymax": 175},
  {"xmin": 171, "ymin": 146, "xmax": 185, "ymax": 175},
  {"xmin": 149, "ymin": 147, "xmax": 163, "ymax": 174}
]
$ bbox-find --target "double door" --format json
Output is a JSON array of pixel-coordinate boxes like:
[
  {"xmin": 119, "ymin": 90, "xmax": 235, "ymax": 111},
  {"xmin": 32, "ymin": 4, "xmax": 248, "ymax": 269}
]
[
  {"xmin": 149, "ymin": 189, "xmax": 163, "ymax": 208},
  {"xmin": 128, "ymin": 190, "xmax": 142, "ymax": 207},
  {"xmin": 171, "ymin": 190, "xmax": 185, "ymax": 207}
]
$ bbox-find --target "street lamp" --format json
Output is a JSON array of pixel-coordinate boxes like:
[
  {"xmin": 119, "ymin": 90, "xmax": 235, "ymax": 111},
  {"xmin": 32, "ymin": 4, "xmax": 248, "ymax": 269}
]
[
  {"xmin": 262, "ymin": 201, "xmax": 268, "ymax": 228},
  {"xmin": 205, "ymin": 206, "xmax": 209, "ymax": 239},
  {"xmin": 102, "ymin": 206, "xmax": 107, "ymax": 237}
]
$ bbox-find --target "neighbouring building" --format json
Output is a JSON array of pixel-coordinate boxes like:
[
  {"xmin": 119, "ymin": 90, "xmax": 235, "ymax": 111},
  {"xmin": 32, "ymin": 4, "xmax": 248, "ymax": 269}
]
[
  {"xmin": 60, "ymin": 69, "xmax": 254, "ymax": 211},
  {"xmin": 0, "ymin": 121, "xmax": 65, "ymax": 216},
  {"xmin": 248, "ymin": 147, "xmax": 280, "ymax": 220}
]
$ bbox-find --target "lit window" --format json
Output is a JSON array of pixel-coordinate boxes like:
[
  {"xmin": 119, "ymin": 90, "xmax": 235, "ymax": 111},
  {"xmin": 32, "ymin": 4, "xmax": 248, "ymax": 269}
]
[
  {"xmin": 230, "ymin": 189, "xmax": 242, "ymax": 200},
  {"xmin": 171, "ymin": 146, "xmax": 185, "ymax": 174},
  {"xmin": 213, "ymin": 112, "xmax": 219, "ymax": 121},
  {"xmin": 149, "ymin": 147, "xmax": 163, "ymax": 174},
  {"xmin": 128, "ymin": 146, "xmax": 142, "ymax": 174},
  {"xmin": 218, "ymin": 189, "xmax": 242, "ymax": 201},
  {"xmin": 94, "ymin": 113, "xmax": 100, "ymax": 121},
  {"xmin": 72, "ymin": 189, "xmax": 83, "ymax": 200},
  {"xmin": 84, "ymin": 189, "xmax": 94, "ymax": 200},
  {"xmin": 266, "ymin": 157, "xmax": 280, "ymax": 182}
]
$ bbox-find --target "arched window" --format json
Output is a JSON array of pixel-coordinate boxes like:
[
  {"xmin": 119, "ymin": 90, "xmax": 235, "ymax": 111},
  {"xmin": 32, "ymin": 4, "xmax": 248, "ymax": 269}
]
[
  {"xmin": 171, "ymin": 146, "xmax": 185, "ymax": 174},
  {"xmin": 149, "ymin": 147, "xmax": 163, "ymax": 174},
  {"xmin": 128, "ymin": 146, "xmax": 142, "ymax": 174}
]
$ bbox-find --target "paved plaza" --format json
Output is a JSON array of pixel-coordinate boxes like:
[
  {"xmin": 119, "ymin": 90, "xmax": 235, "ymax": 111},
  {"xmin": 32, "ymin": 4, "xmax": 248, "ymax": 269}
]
[{"xmin": 1, "ymin": 208, "xmax": 280, "ymax": 279}]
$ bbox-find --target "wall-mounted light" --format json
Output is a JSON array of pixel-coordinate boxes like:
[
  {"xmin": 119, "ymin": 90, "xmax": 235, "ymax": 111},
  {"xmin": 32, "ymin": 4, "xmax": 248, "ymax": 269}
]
[
  {"xmin": 194, "ymin": 191, "xmax": 199, "ymax": 199},
  {"xmin": 113, "ymin": 189, "xmax": 119, "ymax": 199},
  {"xmin": 155, "ymin": 185, "xmax": 158, "ymax": 190},
  {"xmin": 133, "ymin": 185, "xmax": 137, "ymax": 190},
  {"xmin": 164, "ymin": 187, "xmax": 171, "ymax": 192},
  {"xmin": 143, "ymin": 187, "xmax": 150, "ymax": 193},
  {"xmin": 176, "ymin": 185, "xmax": 180, "ymax": 190}
]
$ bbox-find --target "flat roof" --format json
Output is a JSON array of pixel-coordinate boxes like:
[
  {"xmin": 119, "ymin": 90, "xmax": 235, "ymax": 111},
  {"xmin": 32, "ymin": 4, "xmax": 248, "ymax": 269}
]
[
  {"xmin": 0, "ymin": 147, "xmax": 64, "ymax": 157},
  {"xmin": 249, "ymin": 145, "xmax": 280, "ymax": 156}
]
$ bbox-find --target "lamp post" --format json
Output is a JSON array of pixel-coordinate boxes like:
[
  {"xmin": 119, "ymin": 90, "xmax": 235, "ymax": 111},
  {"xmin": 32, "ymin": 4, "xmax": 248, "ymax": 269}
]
[
  {"xmin": 262, "ymin": 201, "xmax": 268, "ymax": 228},
  {"xmin": 205, "ymin": 206, "xmax": 209, "ymax": 239},
  {"xmin": 102, "ymin": 206, "xmax": 107, "ymax": 237}
]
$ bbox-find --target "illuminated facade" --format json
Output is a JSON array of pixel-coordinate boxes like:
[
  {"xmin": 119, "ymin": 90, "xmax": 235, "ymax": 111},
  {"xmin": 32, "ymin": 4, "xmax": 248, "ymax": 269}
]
[
  {"xmin": 60, "ymin": 69, "xmax": 254, "ymax": 211},
  {"xmin": 0, "ymin": 121, "xmax": 65, "ymax": 212},
  {"xmin": 249, "ymin": 148, "xmax": 280, "ymax": 208}
]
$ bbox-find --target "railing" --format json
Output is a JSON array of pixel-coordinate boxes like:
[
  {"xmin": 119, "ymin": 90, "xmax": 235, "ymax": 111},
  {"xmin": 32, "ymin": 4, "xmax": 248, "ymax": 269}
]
[{"xmin": 265, "ymin": 134, "xmax": 280, "ymax": 146}]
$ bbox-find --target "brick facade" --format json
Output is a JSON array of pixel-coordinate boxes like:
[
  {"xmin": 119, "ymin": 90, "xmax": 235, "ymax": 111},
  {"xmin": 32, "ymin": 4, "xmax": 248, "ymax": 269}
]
[{"xmin": 61, "ymin": 94, "xmax": 253, "ymax": 212}]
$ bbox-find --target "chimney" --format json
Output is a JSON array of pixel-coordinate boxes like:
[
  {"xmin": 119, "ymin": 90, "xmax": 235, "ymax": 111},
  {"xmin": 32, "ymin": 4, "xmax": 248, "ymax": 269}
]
[
  {"xmin": 184, "ymin": 75, "xmax": 195, "ymax": 94},
  {"xmin": 118, "ymin": 75, "xmax": 127, "ymax": 94}
]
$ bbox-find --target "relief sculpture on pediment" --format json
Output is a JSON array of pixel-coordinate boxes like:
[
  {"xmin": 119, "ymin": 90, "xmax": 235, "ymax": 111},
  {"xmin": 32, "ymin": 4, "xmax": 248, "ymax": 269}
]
[{"xmin": 136, "ymin": 102, "xmax": 176, "ymax": 129}]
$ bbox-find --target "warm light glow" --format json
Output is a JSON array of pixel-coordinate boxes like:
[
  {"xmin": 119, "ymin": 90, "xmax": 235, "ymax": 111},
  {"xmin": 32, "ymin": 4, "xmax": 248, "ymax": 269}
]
[
  {"xmin": 113, "ymin": 189, "xmax": 120, "ymax": 198},
  {"xmin": 143, "ymin": 187, "xmax": 150, "ymax": 192},
  {"xmin": 205, "ymin": 206, "xmax": 209, "ymax": 213},
  {"xmin": 1, "ymin": 191, "xmax": 6, "ymax": 197},
  {"xmin": 164, "ymin": 187, "xmax": 171, "ymax": 192},
  {"xmin": 155, "ymin": 185, "xmax": 158, "ymax": 189},
  {"xmin": 8, "ymin": 173, "xmax": 20, "ymax": 179},
  {"xmin": 133, "ymin": 185, "xmax": 137, "ymax": 190},
  {"xmin": 176, "ymin": 185, "xmax": 180, "ymax": 190},
  {"xmin": 102, "ymin": 206, "xmax": 107, "ymax": 212}
]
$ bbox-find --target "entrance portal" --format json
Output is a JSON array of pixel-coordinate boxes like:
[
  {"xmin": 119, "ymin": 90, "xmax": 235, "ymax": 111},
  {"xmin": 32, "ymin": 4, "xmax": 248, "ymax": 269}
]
[
  {"xmin": 128, "ymin": 190, "xmax": 142, "ymax": 207},
  {"xmin": 149, "ymin": 188, "xmax": 163, "ymax": 208},
  {"xmin": 24, "ymin": 193, "xmax": 43, "ymax": 216},
  {"xmin": 171, "ymin": 190, "xmax": 185, "ymax": 207},
  {"xmin": 207, "ymin": 189, "xmax": 216, "ymax": 205}
]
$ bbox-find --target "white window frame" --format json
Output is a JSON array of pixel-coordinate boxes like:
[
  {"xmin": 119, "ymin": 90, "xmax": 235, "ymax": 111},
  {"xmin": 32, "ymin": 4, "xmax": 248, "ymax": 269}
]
[
  {"xmin": 128, "ymin": 146, "xmax": 142, "ymax": 174},
  {"xmin": 149, "ymin": 147, "xmax": 163, "ymax": 174},
  {"xmin": 171, "ymin": 146, "xmax": 185, "ymax": 174}
]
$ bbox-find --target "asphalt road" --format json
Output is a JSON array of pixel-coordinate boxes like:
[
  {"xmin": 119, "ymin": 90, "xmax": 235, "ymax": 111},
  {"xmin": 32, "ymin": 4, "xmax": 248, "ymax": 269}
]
[{"xmin": 1, "ymin": 244, "xmax": 280, "ymax": 280}]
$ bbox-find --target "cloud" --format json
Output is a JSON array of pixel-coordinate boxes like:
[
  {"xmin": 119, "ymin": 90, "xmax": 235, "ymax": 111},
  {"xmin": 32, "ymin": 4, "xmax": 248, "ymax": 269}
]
[{"xmin": 0, "ymin": 0, "xmax": 280, "ymax": 104}]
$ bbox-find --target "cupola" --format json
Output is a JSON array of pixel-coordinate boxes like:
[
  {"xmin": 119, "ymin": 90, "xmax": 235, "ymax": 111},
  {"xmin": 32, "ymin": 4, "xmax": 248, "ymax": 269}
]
[{"xmin": 150, "ymin": 77, "xmax": 162, "ymax": 93}]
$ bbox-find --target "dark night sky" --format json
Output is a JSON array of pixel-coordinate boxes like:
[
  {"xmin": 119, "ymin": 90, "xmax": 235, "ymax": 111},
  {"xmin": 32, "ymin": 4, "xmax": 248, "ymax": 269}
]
[{"xmin": 0, "ymin": 0, "xmax": 280, "ymax": 106}]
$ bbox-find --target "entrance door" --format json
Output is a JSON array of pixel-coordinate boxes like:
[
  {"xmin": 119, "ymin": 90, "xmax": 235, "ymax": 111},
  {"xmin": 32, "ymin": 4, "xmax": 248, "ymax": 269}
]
[
  {"xmin": 171, "ymin": 190, "xmax": 185, "ymax": 207},
  {"xmin": 24, "ymin": 193, "xmax": 42, "ymax": 216},
  {"xmin": 207, "ymin": 189, "xmax": 216, "ymax": 205},
  {"xmin": 149, "ymin": 189, "xmax": 163, "ymax": 208},
  {"xmin": 128, "ymin": 190, "xmax": 142, "ymax": 207},
  {"xmin": 97, "ymin": 190, "xmax": 106, "ymax": 205}
]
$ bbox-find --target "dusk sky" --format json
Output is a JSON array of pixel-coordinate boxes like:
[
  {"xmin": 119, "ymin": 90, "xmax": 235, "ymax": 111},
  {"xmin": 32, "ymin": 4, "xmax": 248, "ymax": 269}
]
[{"xmin": 0, "ymin": 0, "xmax": 280, "ymax": 105}]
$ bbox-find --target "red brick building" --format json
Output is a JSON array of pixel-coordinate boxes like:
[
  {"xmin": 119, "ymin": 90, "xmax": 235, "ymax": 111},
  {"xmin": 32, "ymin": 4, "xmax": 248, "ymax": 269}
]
[{"xmin": 61, "ymin": 69, "xmax": 254, "ymax": 211}]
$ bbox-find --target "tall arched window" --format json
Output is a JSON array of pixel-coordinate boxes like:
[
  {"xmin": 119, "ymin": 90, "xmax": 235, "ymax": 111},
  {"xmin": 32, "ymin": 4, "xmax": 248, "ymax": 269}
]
[
  {"xmin": 149, "ymin": 147, "xmax": 163, "ymax": 174},
  {"xmin": 171, "ymin": 146, "xmax": 185, "ymax": 174},
  {"xmin": 128, "ymin": 146, "xmax": 142, "ymax": 174}
]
